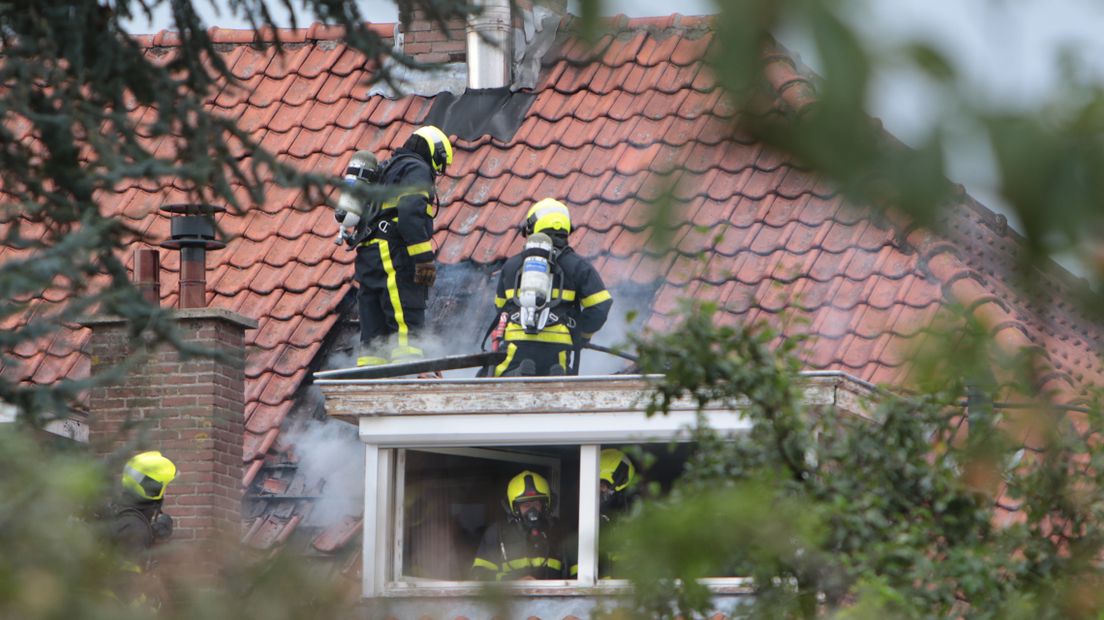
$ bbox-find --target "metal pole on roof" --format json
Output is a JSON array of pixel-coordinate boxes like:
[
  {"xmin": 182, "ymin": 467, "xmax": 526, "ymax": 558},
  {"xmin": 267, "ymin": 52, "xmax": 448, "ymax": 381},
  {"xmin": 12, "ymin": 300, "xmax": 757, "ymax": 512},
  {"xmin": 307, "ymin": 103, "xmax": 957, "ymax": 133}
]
[
  {"xmin": 132, "ymin": 248, "xmax": 161, "ymax": 305},
  {"xmin": 466, "ymin": 0, "xmax": 512, "ymax": 89},
  {"xmin": 159, "ymin": 204, "xmax": 226, "ymax": 309}
]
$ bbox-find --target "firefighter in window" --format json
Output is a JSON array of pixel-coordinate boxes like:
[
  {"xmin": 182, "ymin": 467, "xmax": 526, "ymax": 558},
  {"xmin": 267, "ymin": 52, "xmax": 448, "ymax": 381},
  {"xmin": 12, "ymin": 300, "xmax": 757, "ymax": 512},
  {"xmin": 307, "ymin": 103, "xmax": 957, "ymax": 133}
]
[
  {"xmin": 471, "ymin": 470, "xmax": 566, "ymax": 581},
  {"xmin": 488, "ymin": 198, "xmax": 613, "ymax": 376},
  {"xmin": 564, "ymin": 448, "xmax": 637, "ymax": 579}
]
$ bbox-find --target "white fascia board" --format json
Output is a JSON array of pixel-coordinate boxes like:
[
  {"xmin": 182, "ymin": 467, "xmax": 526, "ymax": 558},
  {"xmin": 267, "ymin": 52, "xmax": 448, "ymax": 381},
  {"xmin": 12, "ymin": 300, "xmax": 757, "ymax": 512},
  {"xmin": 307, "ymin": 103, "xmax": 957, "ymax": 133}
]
[
  {"xmin": 0, "ymin": 402, "xmax": 88, "ymax": 442},
  {"xmin": 359, "ymin": 408, "xmax": 751, "ymax": 447}
]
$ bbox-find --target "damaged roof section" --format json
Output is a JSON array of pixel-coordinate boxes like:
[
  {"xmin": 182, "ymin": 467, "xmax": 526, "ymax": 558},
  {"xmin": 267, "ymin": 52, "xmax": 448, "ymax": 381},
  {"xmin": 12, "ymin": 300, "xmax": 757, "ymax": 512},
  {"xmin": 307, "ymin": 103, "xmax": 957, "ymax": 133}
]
[
  {"xmin": 423, "ymin": 87, "xmax": 536, "ymax": 142},
  {"xmin": 2, "ymin": 11, "xmax": 1102, "ymax": 579}
]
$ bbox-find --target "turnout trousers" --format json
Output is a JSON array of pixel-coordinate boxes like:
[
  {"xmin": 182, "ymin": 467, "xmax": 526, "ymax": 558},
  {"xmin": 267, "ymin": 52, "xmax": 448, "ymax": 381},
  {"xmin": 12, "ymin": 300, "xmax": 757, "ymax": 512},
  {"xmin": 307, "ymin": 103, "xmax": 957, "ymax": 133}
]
[
  {"xmin": 494, "ymin": 341, "xmax": 572, "ymax": 377},
  {"xmin": 355, "ymin": 237, "xmax": 428, "ymax": 364}
]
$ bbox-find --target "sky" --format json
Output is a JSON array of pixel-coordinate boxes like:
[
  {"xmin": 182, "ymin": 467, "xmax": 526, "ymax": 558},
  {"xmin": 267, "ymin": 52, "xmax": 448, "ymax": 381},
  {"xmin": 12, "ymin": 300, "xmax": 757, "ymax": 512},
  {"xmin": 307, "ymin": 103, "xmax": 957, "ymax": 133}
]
[{"xmin": 125, "ymin": 0, "xmax": 1104, "ymax": 239}]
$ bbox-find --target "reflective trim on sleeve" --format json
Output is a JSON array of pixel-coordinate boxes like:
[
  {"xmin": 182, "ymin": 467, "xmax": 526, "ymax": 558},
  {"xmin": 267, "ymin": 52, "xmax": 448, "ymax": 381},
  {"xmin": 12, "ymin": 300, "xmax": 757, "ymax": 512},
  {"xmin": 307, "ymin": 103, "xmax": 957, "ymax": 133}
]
[
  {"xmin": 494, "ymin": 296, "xmax": 507, "ymax": 309},
  {"xmin": 472, "ymin": 557, "xmax": 499, "ymax": 572},
  {"xmin": 406, "ymin": 241, "xmax": 433, "ymax": 256},
  {"xmin": 494, "ymin": 343, "xmax": 517, "ymax": 377},
  {"xmin": 580, "ymin": 290, "xmax": 612, "ymax": 308},
  {"xmin": 380, "ymin": 189, "xmax": 430, "ymax": 211}
]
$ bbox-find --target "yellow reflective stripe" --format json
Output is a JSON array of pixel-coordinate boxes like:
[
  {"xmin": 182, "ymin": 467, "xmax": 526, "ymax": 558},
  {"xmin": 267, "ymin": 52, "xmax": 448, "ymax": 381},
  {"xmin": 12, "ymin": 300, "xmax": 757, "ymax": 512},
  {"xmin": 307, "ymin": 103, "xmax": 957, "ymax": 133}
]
[
  {"xmin": 472, "ymin": 557, "xmax": 499, "ymax": 572},
  {"xmin": 380, "ymin": 189, "xmax": 430, "ymax": 210},
  {"xmin": 503, "ymin": 288, "xmax": 575, "ymax": 301},
  {"xmin": 376, "ymin": 240, "xmax": 409, "ymax": 347},
  {"xmin": 391, "ymin": 345, "xmax": 423, "ymax": 362},
  {"xmin": 494, "ymin": 296, "xmax": 506, "ymax": 309},
  {"xmin": 581, "ymin": 290, "xmax": 612, "ymax": 308},
  {"xmin": 494, "ymin": 343, "xmax": 517, "ymax": 377},
  {"xmin": 407, "ymin": 241, "xmax": 433, "ymax": 256},
  {"xmin": 570, "ymin": 564, "xmax": 578, "ymax": 576},
  {"xmin": 505, "ymin": 324, "xmax": 573, "ymax": 345},
  {"xmin": 503, "ymin": 557, "xmax": 560, "ymax": 571},
  {"xmin": 558, "ymin": 350, "xmax": 567, "ymax": 372},
  {"xmin": 357, "ymin": 355, "xmax": 387, "ymax": 367}
]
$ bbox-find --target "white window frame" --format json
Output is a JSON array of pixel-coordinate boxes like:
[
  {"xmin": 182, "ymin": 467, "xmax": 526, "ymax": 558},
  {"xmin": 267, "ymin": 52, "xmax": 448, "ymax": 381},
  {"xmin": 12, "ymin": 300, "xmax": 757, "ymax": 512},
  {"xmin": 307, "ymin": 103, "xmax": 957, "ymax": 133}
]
[
  {"xmin": 392, "ymin": 446, "xmax": 564, "ymax": 583},
  {"xmin": 358, "ymin": 404, "xmax": 753, "ymax": 597},
  {"xmin": 316, "ymin": 372, "xmax": 877, "ymax": 602}
]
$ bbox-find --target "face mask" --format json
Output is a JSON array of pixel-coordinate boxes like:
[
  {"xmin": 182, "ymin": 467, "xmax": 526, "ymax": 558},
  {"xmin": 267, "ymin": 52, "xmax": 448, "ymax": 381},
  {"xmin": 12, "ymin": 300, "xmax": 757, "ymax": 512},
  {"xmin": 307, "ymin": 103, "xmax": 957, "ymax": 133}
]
[{"xmin": 515, "ymin": 500, "xmax": 549, "ymax": 534}]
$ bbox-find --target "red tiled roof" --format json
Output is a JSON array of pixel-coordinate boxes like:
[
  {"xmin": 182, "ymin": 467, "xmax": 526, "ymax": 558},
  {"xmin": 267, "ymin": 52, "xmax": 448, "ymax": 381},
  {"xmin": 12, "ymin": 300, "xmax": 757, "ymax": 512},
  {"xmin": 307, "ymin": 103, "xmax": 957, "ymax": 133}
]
[{"xmin": 3, "ymin": 14, "xmax": 1103, "ymax": 563}]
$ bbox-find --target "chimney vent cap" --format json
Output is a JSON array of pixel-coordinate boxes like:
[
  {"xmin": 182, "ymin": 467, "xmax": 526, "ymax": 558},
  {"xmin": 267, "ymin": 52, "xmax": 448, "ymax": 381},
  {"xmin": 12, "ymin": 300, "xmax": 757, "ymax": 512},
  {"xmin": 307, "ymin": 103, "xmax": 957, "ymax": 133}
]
[{"xmin": 159, "ymin": 203, "xmax": 227, "ymax": 251}]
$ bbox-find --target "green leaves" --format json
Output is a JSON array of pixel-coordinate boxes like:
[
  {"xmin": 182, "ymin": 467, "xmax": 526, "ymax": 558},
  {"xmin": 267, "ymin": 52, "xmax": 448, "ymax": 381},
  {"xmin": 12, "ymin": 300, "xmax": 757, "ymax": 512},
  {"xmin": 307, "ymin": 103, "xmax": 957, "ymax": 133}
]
[{"xmin": 618, "ymin": 304, "xmax": 1104, "ymax": 618}]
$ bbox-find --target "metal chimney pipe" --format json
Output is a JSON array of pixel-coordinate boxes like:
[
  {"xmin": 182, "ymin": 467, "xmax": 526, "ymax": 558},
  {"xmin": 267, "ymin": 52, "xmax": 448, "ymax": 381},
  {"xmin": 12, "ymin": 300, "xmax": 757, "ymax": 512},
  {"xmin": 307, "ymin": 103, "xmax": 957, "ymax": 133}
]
[
  {"xmin": 132, "ymin": 248, "xmax": 161, "ymax": 305},
  {"xmin": 159, "ymin": 204, "xmax": 226, "ymax": 309},
  {"xmin": 466, "ymin": 0, "xmax": 512, "ymax": 89}
]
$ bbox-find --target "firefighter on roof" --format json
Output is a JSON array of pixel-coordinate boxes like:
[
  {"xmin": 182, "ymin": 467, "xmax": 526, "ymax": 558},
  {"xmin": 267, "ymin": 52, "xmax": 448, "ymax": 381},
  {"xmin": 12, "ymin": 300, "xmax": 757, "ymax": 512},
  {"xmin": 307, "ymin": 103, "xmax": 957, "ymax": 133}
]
[
  {"xmin": 489, "ymin": 198, "xmax": 613, "ymax": 376},
  {"xmin": 471, "ymin": 470, "xmax": 567, "ymax": 581},
  {"xmin": 353, "ymin": 125, "xmax": 453, "ymax": 366}
]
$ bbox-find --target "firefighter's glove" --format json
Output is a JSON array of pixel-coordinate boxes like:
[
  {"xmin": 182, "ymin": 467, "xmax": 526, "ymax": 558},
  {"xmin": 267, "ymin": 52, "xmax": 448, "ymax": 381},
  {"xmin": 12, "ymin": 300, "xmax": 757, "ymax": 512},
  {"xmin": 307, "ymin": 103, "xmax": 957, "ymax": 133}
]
[
  {"xmin": 152, "ymin": 513, "xmax": 174, "ymax": 543},
  {"xmin": 414, "ymin": 262, "xmax": 437, "ymax": 287}
]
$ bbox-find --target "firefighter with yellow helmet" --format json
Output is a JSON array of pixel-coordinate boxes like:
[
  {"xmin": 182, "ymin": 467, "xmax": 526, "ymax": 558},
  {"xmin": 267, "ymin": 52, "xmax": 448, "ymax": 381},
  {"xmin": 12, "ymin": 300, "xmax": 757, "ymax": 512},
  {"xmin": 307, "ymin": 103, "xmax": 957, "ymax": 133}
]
[
  {"xmin": 105, "ymin": 451, "xmax": 177, "ymax": 607},
  {"xmin": 471, "ymin": 470, "xmax": 566, "ymax": 580},
  {"xmin": 563, "ymin": 448, "xmax": 637, "ymax": 578},
  {"xmin": 489, "ymin": 198, "xmax": 613, "ymax": 376},
  {"xmin": 112, "ymin": 451, "xmax": 177, "ymax": 559},
  {"xmin": 354, "ymin": 125, "xmax": 453, "ymax": 366}
]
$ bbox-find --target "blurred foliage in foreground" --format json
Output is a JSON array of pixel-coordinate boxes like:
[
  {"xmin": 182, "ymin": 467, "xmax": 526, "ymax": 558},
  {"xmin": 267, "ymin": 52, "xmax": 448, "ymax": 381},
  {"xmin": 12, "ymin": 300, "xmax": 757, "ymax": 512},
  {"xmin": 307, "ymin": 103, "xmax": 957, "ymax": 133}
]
[
  {"xmin": 600, "ymin": 303, "xmax": 1104, "ymax": 619},
  {"xmin": 0, "ymin": 426, "xmax": 354, "ymax": 620}
]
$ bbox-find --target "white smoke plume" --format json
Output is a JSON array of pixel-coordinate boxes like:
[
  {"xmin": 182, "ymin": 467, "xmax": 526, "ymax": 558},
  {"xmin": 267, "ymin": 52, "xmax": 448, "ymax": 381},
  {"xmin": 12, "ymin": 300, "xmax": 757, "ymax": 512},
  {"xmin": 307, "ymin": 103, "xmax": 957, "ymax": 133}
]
[{"xmin": 283, "ymin": 408, "xmax": 365, "ymax": 528}]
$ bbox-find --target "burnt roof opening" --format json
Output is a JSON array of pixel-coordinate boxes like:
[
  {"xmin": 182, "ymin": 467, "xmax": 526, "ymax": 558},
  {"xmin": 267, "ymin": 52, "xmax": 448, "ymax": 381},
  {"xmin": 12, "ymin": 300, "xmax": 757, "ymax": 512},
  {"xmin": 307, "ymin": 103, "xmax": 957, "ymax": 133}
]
[{"xmin": 423, "ymin": 87, "xmax": 536, "ymax": 142}]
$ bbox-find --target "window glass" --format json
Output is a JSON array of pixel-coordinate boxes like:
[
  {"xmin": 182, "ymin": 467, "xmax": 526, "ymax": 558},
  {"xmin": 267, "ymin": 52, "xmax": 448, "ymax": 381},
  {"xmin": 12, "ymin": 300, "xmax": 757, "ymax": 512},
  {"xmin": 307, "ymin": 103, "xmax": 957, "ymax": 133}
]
[
  {"xmin": 399, "ymin": 446, "xmax": 579, "ymax": 582},
  {"xmin": 595, "ymin": 443, "xmax": 695, "ymax": 578}
]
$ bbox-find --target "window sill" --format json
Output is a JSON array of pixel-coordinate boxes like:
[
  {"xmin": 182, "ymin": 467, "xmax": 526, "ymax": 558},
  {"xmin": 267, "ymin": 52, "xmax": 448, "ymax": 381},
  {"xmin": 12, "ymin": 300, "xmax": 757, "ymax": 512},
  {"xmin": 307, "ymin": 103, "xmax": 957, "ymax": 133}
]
[{"xmin": 377, "ymin": 578, "xmax": 753, "ymax": 598}]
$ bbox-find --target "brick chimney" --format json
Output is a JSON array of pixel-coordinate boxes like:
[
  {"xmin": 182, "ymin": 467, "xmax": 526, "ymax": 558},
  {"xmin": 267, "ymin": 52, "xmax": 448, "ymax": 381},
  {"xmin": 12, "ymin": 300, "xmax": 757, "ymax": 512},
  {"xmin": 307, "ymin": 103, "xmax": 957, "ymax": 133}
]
[
  {"xmin": 398, "ymin": 0, "xmax": 566, "ymax": 67},
  {"xmin": 85, "ymin": 240, "xmax": 256, "ymax": 573}
]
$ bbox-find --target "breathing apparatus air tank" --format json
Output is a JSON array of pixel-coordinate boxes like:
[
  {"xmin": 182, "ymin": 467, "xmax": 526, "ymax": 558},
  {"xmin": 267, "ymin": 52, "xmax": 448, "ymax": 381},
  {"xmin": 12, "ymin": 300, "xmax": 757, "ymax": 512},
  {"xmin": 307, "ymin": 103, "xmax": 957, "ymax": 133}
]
[
  {"xmin": 517, "ymin": 233, "xmax": 555, "ymax": 334},
  {"xmin": 333, "ymin": 150, "xmax": 380, "ymax": 246}
]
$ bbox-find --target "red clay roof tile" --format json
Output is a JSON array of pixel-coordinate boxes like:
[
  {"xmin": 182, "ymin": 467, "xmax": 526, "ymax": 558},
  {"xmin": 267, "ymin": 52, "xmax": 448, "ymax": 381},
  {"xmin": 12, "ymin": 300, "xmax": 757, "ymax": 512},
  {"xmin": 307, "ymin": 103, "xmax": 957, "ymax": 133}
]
[{"xmin": 2, "ymin": 18, "xmax": 1098, "ymax": 549}]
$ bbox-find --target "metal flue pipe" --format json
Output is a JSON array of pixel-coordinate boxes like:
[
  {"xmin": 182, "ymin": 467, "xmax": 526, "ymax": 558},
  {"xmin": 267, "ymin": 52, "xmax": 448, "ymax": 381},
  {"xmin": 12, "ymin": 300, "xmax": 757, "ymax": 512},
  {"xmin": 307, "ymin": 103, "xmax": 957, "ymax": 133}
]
[
  {"xmin": 159, "ymin": 204, "xmax": 226, "ymax": 309},
  {"xmin": 466, "ymin": 0, "xmax": 512, "ymax": 89}
]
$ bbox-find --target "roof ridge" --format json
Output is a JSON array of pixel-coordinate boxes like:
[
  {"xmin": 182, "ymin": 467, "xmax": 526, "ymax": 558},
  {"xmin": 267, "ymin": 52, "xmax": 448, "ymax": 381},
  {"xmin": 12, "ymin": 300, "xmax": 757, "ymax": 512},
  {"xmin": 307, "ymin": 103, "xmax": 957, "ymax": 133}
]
[
  {"xmin": 134, "ymin": 13, "xmax": 716, "ymax": 49},
  {"xmin": 915, "ymin": 237, "xmax": 1083, "ymax": 401},
  {"xmin": 559, "ymin": 13, "xmax": 715, "ymax": 34},
  {"xmin": 133, "ymin": 21, "xmax": 394, "ymax": 48}
]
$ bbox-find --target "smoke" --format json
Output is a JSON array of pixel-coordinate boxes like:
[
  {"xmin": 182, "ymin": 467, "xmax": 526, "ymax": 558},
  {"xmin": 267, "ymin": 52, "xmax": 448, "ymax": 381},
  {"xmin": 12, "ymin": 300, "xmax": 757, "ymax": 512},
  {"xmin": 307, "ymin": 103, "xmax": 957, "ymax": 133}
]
[
  {"xmin": 578, "ymin": 282, "xmax": 656, "ymax": 376},
  {"xmin": 283, "ymin": 409, "xmax": 365, "ymax": 528}
]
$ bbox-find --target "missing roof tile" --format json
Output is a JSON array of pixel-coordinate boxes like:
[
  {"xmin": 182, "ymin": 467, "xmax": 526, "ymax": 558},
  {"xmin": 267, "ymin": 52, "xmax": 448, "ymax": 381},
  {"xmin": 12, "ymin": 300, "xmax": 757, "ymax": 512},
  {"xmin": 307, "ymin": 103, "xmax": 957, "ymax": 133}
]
[{"xmin": 423, "ymin": 87, "xmax": 536, "ymax": 142}]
